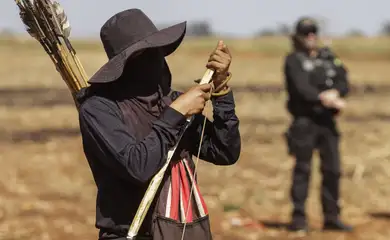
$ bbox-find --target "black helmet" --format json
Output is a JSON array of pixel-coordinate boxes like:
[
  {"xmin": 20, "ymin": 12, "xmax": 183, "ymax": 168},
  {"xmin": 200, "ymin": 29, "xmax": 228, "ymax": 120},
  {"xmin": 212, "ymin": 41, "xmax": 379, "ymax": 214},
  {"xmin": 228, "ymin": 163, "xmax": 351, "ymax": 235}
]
[{"xmin": 294, "ymin": 17, "xmax": 318, "ymax": 36}]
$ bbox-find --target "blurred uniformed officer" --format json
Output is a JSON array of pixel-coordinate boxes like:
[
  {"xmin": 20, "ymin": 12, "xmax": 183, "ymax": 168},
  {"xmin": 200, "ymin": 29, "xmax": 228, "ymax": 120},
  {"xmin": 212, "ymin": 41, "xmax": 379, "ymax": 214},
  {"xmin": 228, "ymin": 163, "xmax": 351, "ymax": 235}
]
[{"xmin": 283, "ymin": 17, "xmax": 352, "ymax": 232}]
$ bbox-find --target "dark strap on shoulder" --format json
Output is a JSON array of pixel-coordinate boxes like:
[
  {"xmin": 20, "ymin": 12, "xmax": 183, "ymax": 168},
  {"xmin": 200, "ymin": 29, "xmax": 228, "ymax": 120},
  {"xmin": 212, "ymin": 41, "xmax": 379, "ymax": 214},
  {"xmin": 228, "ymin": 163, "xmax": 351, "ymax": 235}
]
[{"xmin": 74, "ymin": 87, "xmax": 90, "ymax": 106}]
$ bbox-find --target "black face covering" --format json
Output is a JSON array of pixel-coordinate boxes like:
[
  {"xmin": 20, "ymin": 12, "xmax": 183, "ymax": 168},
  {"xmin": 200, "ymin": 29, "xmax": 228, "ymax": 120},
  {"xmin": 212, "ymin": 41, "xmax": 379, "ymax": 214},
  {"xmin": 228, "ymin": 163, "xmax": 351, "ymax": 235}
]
[
  {"xmin": 119, "ymin": 48, "xmax": 166, "ymax": 96},
  {"xmin": 108, "ymin": 48, "xmax": 173, "ymax": 120},
  {"xmin": 87, "ymin": 48, "xmax": 173, "ymax": 119}
]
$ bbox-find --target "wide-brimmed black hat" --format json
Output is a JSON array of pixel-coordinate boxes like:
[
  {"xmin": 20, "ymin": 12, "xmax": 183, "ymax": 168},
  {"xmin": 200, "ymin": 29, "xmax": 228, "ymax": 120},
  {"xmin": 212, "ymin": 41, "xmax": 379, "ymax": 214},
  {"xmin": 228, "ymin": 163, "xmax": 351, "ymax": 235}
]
[{"xmin": 88, "ymin": 8, "xmax": 186, "ymax": 84}]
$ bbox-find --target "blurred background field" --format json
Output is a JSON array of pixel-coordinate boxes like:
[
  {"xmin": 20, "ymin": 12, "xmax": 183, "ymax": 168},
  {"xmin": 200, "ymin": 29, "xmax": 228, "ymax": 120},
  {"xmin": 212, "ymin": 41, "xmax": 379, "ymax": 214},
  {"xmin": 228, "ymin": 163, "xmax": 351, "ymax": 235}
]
[
  {"xmin": 1, "ymin": 35, "xmax": 390, "ymax": 240},
  {"xmin": 1, "ymin": 1, "xmax": 390, "ymax": 239}
]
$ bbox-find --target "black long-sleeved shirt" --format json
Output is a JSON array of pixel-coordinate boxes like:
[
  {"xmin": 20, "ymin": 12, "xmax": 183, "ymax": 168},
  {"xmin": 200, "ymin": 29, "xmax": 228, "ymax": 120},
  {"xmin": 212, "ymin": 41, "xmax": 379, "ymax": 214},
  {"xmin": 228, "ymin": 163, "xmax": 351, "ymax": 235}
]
[
  {"xmin": 78, "ymin": 89, "xmax": 240, "ymax": 239},
  {"xmin": 283, "ymin": 50, "xmax": 350, "ymax": 118}
]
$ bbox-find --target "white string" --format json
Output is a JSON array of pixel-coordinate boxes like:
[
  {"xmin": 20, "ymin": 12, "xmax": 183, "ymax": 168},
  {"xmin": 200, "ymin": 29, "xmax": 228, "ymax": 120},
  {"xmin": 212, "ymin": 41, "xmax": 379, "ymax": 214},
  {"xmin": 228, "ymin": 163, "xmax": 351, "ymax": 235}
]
[{"xmin": 180, "ymin": 90, "xmax": 212, "ymax": 240}]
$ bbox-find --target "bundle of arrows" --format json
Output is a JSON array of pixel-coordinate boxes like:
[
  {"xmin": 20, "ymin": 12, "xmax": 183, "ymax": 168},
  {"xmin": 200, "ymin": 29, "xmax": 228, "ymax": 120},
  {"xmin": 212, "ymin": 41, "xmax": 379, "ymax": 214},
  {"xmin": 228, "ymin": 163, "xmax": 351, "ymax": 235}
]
[{"xmin": 14, "ymin": 0, "xmax": 89, "ymax": 107}]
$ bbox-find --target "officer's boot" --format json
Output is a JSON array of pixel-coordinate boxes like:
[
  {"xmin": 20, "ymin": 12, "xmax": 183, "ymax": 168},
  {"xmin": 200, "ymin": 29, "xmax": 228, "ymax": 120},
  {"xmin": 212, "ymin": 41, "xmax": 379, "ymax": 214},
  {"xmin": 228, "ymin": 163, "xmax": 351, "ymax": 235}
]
[
  {"xmin": 323, "ymin": 219, "xmax": 353, "ymax": 232},
  {"xmin": 289, "ymin": 161, "xmax": 312, "ymax": 232},
  {"xmin": 321, "ymin": 170, "xmax": 353, "ymax": 232},
  {"xmin": 287, "ymin": 118, "xmax": 315, "ymax": 232},
  {"xmin": 318, "ymin": 128, "xmax": 353, "ymax": 232},
  {"xmin": 289, "ymin": 210, "xmax": 309, "ymax": 232}
]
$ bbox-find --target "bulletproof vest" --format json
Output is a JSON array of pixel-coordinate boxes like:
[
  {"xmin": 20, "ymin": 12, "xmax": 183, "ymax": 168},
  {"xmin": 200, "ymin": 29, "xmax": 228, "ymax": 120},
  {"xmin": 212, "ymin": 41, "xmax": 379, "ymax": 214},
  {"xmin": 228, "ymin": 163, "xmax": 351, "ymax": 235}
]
[{"xmin": 296, "ymin": 48, "xmax": 338, "ymax": 91}]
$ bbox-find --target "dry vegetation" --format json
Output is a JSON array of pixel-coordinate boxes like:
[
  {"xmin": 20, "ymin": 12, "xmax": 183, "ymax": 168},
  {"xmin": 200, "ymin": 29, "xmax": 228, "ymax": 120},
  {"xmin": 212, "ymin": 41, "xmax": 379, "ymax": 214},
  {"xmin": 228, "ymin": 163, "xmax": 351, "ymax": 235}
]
[{"xmin": 0, "ymin": 36, "xmax": 390, "ymax": 239}]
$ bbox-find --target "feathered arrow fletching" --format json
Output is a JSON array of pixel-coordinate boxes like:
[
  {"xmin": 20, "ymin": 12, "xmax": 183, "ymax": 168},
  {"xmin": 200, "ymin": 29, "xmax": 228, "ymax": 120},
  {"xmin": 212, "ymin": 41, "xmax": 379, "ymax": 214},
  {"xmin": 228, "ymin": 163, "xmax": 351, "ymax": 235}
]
[
  {"xmin": 16, "ymin": 0, "xmax": 40, "ymax": 40},
  {"xmin": 19, "ymin": 11, "xmax": 39, "ymax": 39},
  {"xmin": 52, "ymin": 1, "xmax": 71, "ymax": 38},
  {"xmin": 14, "ymin": 0, "xmax": 89, "ymax": 107}
]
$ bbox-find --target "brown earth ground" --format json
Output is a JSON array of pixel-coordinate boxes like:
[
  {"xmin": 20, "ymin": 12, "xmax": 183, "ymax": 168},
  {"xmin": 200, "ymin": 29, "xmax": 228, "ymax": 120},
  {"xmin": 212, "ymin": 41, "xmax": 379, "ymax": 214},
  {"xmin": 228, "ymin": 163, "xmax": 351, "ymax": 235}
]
[{"xmin": 0, "ymin": 36, "xmax": 390, "ymax": 240}]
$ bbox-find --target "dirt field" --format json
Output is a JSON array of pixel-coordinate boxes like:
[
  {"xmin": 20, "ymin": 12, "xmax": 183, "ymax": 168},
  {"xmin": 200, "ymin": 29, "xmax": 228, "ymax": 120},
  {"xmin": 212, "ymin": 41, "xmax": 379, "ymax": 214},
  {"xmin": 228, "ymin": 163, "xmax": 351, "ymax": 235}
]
[{"xmin": 1, "ymin": 36, "xmax": 390, "ymax": 240}]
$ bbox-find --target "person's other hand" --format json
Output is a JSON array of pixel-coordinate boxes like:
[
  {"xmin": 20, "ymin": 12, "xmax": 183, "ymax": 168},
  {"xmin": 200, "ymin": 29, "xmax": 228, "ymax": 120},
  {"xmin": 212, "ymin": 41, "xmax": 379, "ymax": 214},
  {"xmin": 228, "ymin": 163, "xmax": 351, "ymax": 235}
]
[{"xmin": 206, "ymin": 40, "xmax": 232, "ymax": 90}]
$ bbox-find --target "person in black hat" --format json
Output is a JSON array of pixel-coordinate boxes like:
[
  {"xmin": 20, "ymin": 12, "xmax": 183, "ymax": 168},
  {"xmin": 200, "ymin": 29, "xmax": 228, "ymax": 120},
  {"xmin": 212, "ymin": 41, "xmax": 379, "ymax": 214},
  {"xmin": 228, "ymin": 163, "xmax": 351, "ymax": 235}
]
[
  {"xmin": 76, "ymin": 8, "xmax": 240, "ymax": 240},
  {"xmin": 283, "ymin": 17, "xmax": 352, "ymax": 232}
]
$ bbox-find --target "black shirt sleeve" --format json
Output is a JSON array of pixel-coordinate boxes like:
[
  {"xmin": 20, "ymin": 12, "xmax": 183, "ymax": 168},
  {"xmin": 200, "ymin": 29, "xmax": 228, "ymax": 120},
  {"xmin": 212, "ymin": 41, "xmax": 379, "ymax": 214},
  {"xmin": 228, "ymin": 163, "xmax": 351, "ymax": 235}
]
[
  {"xmin": 284, "ymin": 54, "xmax": 321, "ymax": 103},
  {"xmin": 78, "ymin": 96, "xmax": 188, "ymax": 184},
  {"xmin": 187, "ymin": 91, "xmax": 241, "ymax": 165},
  {"xmin": 332, "ymin": 58, "xmax": 350, "ymax": 98}
]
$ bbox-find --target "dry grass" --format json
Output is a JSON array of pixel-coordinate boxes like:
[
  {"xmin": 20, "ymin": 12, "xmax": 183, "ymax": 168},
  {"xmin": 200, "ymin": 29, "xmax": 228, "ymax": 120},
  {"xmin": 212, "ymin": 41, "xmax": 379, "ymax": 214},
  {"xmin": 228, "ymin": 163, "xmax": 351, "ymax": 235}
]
[{"xmin": 0, "ymin": 36, "xmax": 390, "ymax": 239}]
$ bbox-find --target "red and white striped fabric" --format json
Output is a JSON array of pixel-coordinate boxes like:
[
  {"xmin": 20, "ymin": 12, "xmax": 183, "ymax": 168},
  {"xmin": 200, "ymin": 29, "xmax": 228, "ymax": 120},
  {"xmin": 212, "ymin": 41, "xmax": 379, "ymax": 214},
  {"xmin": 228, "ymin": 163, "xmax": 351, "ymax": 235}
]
[{"xmin": 165, "ymin": 158, "xmax": 208, "ymax": 223}]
